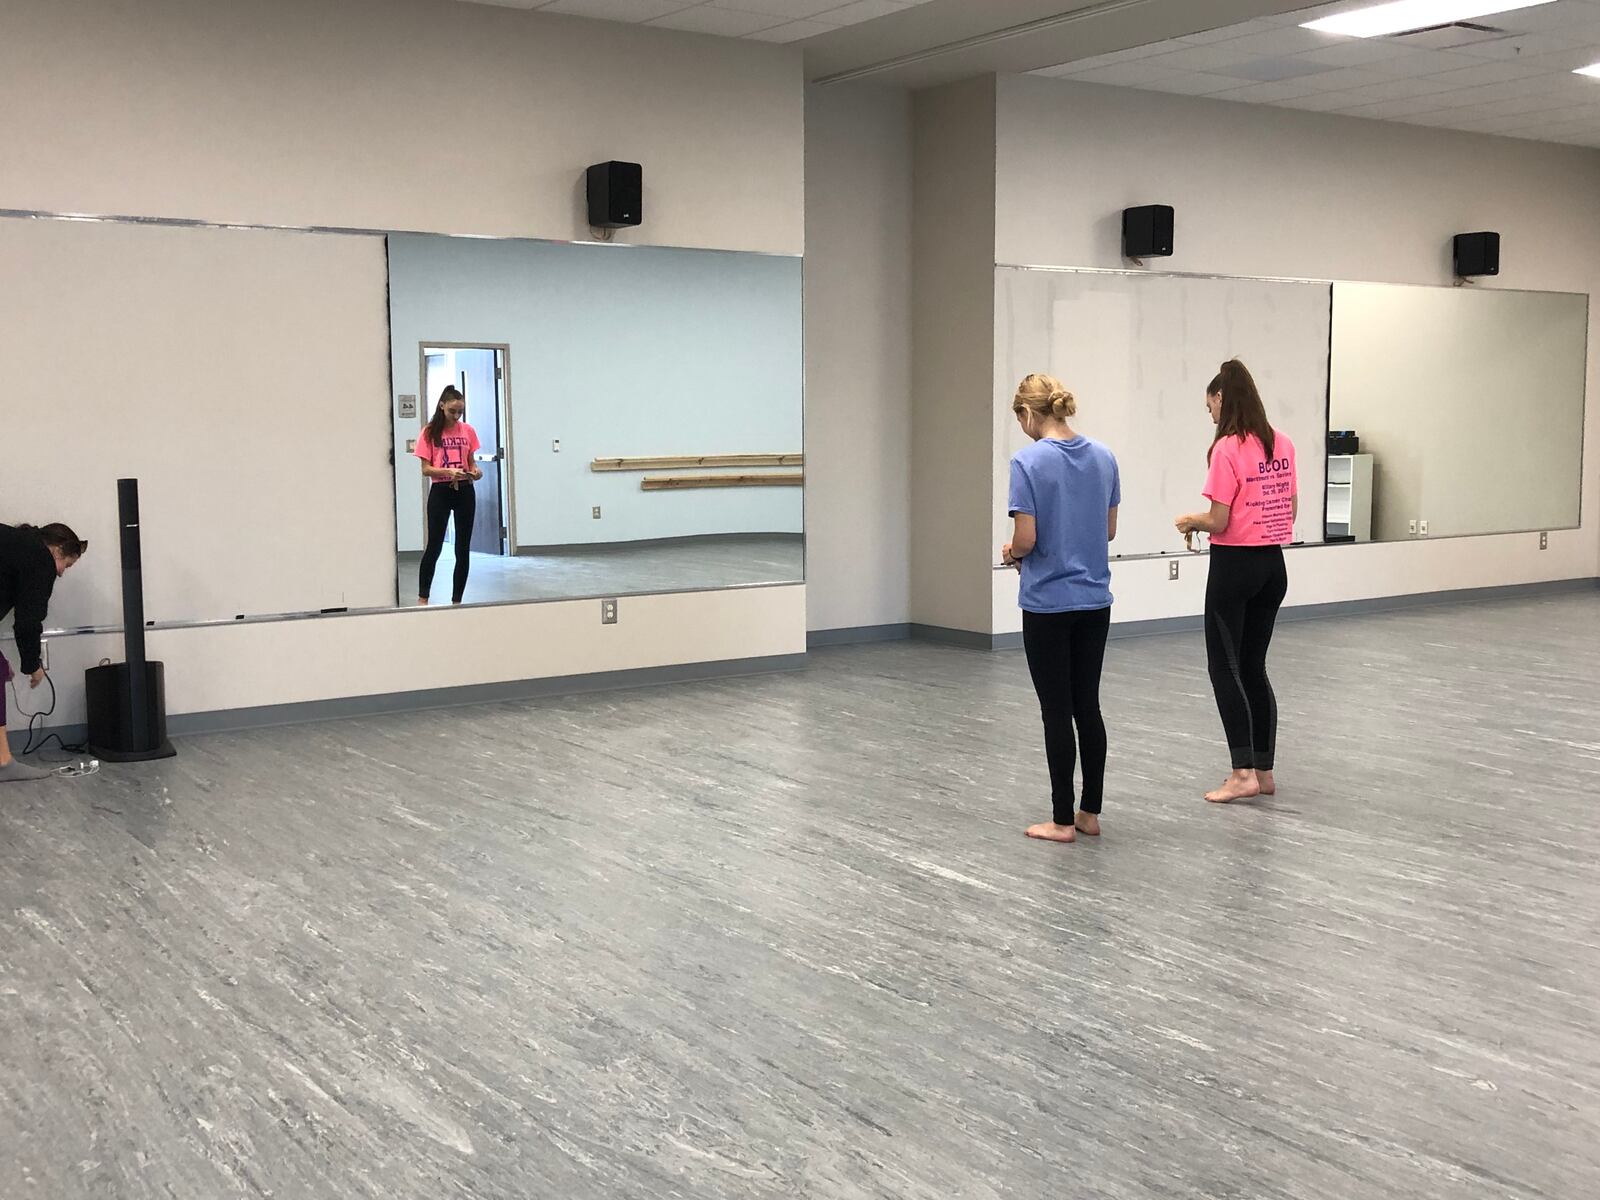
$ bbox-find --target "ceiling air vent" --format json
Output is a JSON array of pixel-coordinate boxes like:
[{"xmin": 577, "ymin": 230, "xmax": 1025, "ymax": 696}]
[{"xmin": 1386, "ymin": 21, "xmax": 1514, "ymax": 49}]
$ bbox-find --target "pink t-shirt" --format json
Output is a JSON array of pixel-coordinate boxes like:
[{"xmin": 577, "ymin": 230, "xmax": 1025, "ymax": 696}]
[
  {"xmin": 1203, "ymin": 430, "xmax": 1297, "ymax": 547},
  {"xmin": 415, "ymin": 422, "xmax": 480, "ymax": 482}
]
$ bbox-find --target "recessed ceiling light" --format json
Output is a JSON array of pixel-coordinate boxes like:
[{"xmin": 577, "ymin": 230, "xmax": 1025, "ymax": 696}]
[
  {"xmin": 1303, "ymin": 1, "xmax": 1558, "ymax": 39},
  {"xmin": 1576, "ymin": 62, "xmax": 1600, "ymax": 78}
]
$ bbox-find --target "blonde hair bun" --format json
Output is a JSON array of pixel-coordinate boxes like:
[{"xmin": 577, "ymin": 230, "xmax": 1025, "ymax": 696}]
[{"xmin": 1012, "ymin": 373, "xmax": 1079, "ymax": 420}]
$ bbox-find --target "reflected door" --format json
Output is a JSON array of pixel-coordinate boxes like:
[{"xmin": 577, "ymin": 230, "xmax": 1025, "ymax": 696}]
[{"xmin": 455, "ymin": 348, "xmax": 508, "ymax": 556}]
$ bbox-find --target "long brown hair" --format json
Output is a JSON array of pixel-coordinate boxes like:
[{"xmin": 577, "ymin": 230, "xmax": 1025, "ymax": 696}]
[
  {"xmin": 20, "ymin": 523, "xmax": 88, "ymax": 559},
  {"xmin": 1207, "ymin": 359, "xmax": 1274, "ymax": 464},
  {"xmin": 424, "ymin": 385, "xmax": 465, "ymax": 450}
]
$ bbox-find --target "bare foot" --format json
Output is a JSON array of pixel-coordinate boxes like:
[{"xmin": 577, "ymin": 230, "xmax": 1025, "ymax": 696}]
[
  {"xmin": 1025, "ymin": 821, "xmax": 1076, "ymax": 843},
  {"xmin": 1205, "ymin": 770, "xmax": 1261, "ymax": 804},
  {"xmin": 1256, "ymin": 770, "xmax": 1276, "ymax": 796},
  {"xmin": 1074, "ymin": 813, "xmax": 1101, "ymax": 837},
  {"xmin": 417, "ymin": 597, "xmax": 430, "ymax": 606}
]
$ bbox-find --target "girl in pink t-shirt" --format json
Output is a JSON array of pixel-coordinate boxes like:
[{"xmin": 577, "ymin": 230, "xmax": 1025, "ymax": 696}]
[
  {"xmin": 1175, "ymin": 360, "xmax": 1297, "ymax": 804},
  {"xmin": 414, "ymin": 385, "xmax": 482, "ymax": 605}
]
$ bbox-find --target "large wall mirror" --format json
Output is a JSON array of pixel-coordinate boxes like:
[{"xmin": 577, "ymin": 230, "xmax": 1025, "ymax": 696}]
[
  {"xmin": 1328, "ymin": 283, "xmax": 1587, "ymax": 544},
  {"xmin": 387, "ymin": 235, "xmax": 803, "ymax": 608},
  {"xmin": 0, "ymin": 214, "xmax": 803, "ymax": 639},
  {"xmin": 994, "ymin": 266, "xmax": 1588, "ymax": 560}
]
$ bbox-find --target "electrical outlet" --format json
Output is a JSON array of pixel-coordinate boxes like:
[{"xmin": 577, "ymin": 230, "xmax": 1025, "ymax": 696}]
[
  {"xmin": 1169, "ymin": 559, "xmax": 1180, "ymax": 580},
  {"xmin": 552, "ymin": 439, "xmax": 561, "ymax": 453},
  {"xmin": 1408, "ymin": 519, "xmax": 1418, "ymax": 536},
  {"xmin": 1419, "ymin": 520, "xmax": 1429, "ymax": 537},
  {"xmin": 600, "ymin": 598, "xmax": 618, "ymax": 625},
  {"xmin": 1540, "ymin": 531, "xmax": 1549, "ymax": 551},
  {"xmin": 592, "ymin": 506, "xmax": 602, "ymax": 519}
]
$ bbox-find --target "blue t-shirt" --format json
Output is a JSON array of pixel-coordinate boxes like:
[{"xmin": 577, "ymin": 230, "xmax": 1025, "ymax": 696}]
[{"xmin": 1007, "ymin": 436, "xmax": 1120, "ymax": 613}]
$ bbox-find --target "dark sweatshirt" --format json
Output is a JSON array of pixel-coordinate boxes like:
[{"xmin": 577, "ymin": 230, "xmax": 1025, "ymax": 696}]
[{"xmin": 0, "ymin": 524, "xmax": 57, "ymax": 675}]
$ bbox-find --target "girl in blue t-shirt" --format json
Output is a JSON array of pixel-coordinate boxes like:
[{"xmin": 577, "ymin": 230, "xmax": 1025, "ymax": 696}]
[{"xmin": 1002, "ymin": 374, "xmax": 1121, "ymax": 844}]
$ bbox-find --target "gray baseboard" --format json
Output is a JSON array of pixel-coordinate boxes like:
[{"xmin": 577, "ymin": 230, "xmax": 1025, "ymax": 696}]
[
  {"xmin": 8, "ymin": 652, "xmax": 807, "ymax": 754},
  {"xmin": 807, "ymin": 623, "xmax": 912, "ymax": 648}
]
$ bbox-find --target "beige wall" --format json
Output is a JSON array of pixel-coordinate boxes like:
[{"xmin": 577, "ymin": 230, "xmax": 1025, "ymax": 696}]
[
  {"xmin": 989, "ymin": 75, "xmax": 1600, "ymax": 634},
  {"xmin": 803, "ymin": 83, "xmax": 914, "ymax": 634},
  {"xmin": 2, "ymin": 0, "xmax": 808, "ymax": 734},
  {"xmin": 0, "ymin": 0, "xmax": 802, "ymax": 255},
  {"xmin": 910, "ymin": 77, "xmax": 1000, "ymax": 634}
]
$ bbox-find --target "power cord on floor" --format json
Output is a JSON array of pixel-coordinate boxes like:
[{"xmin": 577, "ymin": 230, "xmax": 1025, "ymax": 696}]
[{"xmin": 7, "ymin": 668, "xmax": 99, "ymax": 777}]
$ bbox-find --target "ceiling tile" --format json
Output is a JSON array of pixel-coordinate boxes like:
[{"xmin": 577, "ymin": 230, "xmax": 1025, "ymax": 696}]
[
  {"xmin": 1066, "ymin": 61, "xmax": 1188, "ymax": 87},
  {"xmin": 1273, "ymin": 90, "xmax": 1373, "ymax": 112},
  {"xmin": 745, "ymin": 17, "xmax": 840, "ymax": 41},
  {"xmin": 1142, "ymin": 71, "xmax": 1251, "ymax": 96},
  {"xmin": 1213, "ymin": 26, "xmax": 1343, "ymax": 58},
  {"xmin": 1208, "ymin": 80, "xmax": 1330, "ymax": 103},
  {"xmin": 535, "ymin": 0, "xmax": 686, "ymax": 19},
  {"xmin": 1176, "ymin": 19, "xmax": 1281, "ymax": 45},
  {"xmin": 818, "ymin": 0, "xmax": 913, "ymax": 22},
  {"xmin": 1295, "ymin": 66, "xmax": 1397, "ymax": 91},
  {"xmin": 1293, "ymin": 39, "xmax": 1420, "ymax": 69},
  {"xmin": 646, "ymin": 7, "xmax": 782, "ymax": 35},
  {"xmin": 1136, "ymin": 44, "xmax": 1259, "ymax": 73},
  {"xmin": 709, "ymin": 0, "xmax": 842, "ymax": 17}
]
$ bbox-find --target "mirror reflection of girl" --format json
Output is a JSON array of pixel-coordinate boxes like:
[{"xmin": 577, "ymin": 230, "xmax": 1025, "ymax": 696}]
[
  {"xmin": 1175, "ymin": 359, "xmax": 1298, "ymax": 804},
  {"xmin": 1002, "ymin": 374, "xmax": 1121, "ymax": 844},
  {"xmin": 414, "ymin": 385, "xmax": 482, "ymax": 606}
]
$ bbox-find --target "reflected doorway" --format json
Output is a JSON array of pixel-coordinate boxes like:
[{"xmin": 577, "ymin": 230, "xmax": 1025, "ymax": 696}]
[{"xmin": 421, "ymin": 344, "xmax": 511, "ymax": 556}]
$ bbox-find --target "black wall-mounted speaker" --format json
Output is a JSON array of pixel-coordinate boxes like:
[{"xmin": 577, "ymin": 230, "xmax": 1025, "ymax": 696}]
[
  {"xmin": 1453, "ymin": 231, "xmax": 1499, "ymax": 277},
  {"xmin": 587, "ymin": 161, "xmax": 642, "ymax": 229},
  {"xmin": 1122, "ymin": 205, "xmax": 1174, "ymax": 259}
]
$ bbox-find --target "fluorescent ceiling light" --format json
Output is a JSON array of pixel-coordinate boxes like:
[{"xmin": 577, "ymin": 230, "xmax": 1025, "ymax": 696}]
[
  {"xmin": 1303, "ymin": 1, "xmax": 1558, "ymax": 38},
  {"xmin": 1575, "ymin": 62, "xmax": 1600, "ymax": 78}
]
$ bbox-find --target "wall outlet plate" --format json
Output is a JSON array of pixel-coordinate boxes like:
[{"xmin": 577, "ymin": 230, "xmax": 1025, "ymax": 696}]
[
  {"xmin": 592, "ymin": 506, "xmax": 602, "ymax": 519},
  {"xmin": 1408, "ymin": 520, "xmax": 1418, "ymax": 536},
  {"xmin": 1419, "ymin": 520, "xmax": 1429, "ymax": 537},
  {"xmin": 1540, "ymin": 531, "xmax": 1549, "ymax": 550},
  {"xmin": 1169, "ymin": 559, "xmax": 1180, "ymax": 580},
  {"xmin": 552, "ymin": 439, "xmax": 561, "ymax": 452},
  {"xmin": 600, "ymin": 598, "xmax": 618, "ymax": 625},
  {"xmin": 40, "ymin": 639, "xmax": 48, "ymax": 670}
]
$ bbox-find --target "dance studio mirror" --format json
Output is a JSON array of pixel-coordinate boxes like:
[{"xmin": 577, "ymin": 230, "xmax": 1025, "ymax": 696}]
[
  {"xmin": 1326, "ymin": 282, "xmax": 1587, "ymax": 544},
  {"xmin": 994, "ymin": 266, "xmax": 1588, "ymax": 561},
  {"xmin": 0, "ymin": 214, "xmax": 801, "ymax": 638},
  {"xmin": 387, "ymin": 234, "xmax": 804, "ymax": 609}
]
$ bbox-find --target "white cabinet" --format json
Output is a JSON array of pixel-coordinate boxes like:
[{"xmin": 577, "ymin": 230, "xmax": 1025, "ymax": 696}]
[{"xmin": 1325, "ymin": 453, "xmax": 1374, "ymax": 542}]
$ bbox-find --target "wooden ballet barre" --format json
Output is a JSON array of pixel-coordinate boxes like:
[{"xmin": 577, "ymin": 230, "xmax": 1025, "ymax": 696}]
[
  {"xmin": 591, "ymin": 453, "xmax": 803, "ymax": 472},
  {"xmin": 640, "ymin": 472, "xmax": 805, "ymax": 491}
]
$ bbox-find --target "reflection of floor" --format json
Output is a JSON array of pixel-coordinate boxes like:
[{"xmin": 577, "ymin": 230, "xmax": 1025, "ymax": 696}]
[{"xmin": 397, "ymin": 534, "xmax": 804, "ymax": 606}]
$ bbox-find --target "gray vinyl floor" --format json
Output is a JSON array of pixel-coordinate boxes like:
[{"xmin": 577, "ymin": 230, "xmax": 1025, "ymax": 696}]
[
  {"xmin": 3, "ymin": 593, "xmax": 1598, "ymax": 1199},
  {"xmin": 396, "ymin": 534, "xmax": 804, "ymax": 606}
]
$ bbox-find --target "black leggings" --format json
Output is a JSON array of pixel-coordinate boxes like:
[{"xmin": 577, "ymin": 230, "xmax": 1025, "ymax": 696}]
[
  {"xmin": 419, "ymin": 482, "xmax": 476, "ymax": 603},
  {"xmin": 1021, "ymin": 606, "xmax": 1111, "ymax": 823},
  {"xmin": 1204, "ymin": 545, "xmax": 1288, "ymax": 772}
]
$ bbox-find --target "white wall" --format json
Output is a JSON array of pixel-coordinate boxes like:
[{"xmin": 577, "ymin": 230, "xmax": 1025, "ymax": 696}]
[
  {"xmin": 1330, "ymin": 283, "xmax": 1587, "ymax": 542},
  {"xmin": 2, "ymin": 0, "xmax": 807, "ymax": 735},
  {"xmin": 0, "ymin": 0, "xmax": 802, "ymax": 256},
  {"xmin": 990, "ymin": 75, "xmax": 1600, "ymax": 634},
  {"xmin": 388, "ymin": 235, "xmax": 803, "ymax": 553},
  {"xmin": 802, "ymin": 83, "xmax": 914, "ymax": 634}
]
